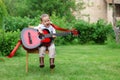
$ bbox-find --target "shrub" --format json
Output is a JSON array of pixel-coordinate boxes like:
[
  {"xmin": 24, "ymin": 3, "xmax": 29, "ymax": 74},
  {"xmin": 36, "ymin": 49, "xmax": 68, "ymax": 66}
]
[
  {"xmin": 74, "ymin": 20, "xmax": 94, "ymax": 44},
  {"xmin": 74, "ymin": 19, "xmax": 113, "ymax": 44},
  {"xmin": 4, "ymin": 16, "xmax": 40, "ymax": 32},
  {"xmin": 92, "ymin": 19, "xmax": 113, "ymax": 44},
  {"xmin": 0, "ymin": 29, "xmax": 21, "ymax": 56}
]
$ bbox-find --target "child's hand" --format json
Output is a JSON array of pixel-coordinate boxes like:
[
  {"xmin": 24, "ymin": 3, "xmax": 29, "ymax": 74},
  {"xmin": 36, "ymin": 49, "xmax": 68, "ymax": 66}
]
[
  {"xmin": 52, "ymin": 35, "xmax": 56, "ymax": 38},
  {"xmin": 38, "ymin": 28, "xmax": 43, "ymax": 34}
]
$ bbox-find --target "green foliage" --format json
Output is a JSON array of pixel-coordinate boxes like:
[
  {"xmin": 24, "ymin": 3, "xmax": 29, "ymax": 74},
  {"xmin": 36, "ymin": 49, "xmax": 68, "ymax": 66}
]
[
  {"xmin": 4, "ymin": 16, "xmax": 40, "ymax": 31},
  {"xmin": 116, "ymin": 20, "xmax": 120, "ymax": 27},
  {"xmin": 74, "ymin": 19, "xmax": 113, "ymax": 44},
  {"xmin": 0, "ymin": 29, "xmax": 20, "ymax": 56},
  {"xmin": 3, "ymin": 0, "xmax": 76, "ymax": 21},
  {"xmin": 51, "ymin": 13, "xmax": 72, "ymax": 30},
  {"xmin": 0, "ymin": 0, "xmax": 8, "ymax": 29},
  {"xmin": 106, "ymin": 33, "xmax": 120, "ymax": 48},
  {"xmin": 52, "ymin": 18, "xmax": 113, "ymax": 45},
  {"xmin": 74, "ymin": 20, "xmax": 93, "ymax": 44},
  {"xmin": 92, "ymin": 19, "xmax": 113, "ymax": 44},
  {"xmin": 4, "ymin": 14, "xmax": 71, "ymax": 32},
  {"xmin": 3, "ymin": 0, "xmax": 29, "ymax": 17}
]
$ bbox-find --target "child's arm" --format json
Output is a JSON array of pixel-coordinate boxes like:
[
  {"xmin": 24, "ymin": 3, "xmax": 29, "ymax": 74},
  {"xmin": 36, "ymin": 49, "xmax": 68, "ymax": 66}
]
[
  {"xmin": 29, "ymin": 26, "xmax": 43, "ymax": 34},
  {"xmin": 37, "ymin": 28, "xmax": 43, "ymax": 34}
]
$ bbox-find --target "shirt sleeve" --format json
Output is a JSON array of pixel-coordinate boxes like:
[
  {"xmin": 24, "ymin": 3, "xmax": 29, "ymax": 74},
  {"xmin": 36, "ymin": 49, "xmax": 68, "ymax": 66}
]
[
  {"xmin": 48, "ymin": 26, "xmax": 56, "ymax": 34},
  {"xmin": 34, "ymin": 26, "xmax": 39, "ymax": 29},
  {"xmin": 52, "ymin": 27, "xmax": 56, "ymax": 34}
]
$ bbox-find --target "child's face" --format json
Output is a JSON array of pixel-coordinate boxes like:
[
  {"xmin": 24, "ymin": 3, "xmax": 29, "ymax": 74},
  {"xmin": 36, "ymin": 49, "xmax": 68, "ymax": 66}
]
[{"xmin": 41, "ymin": 16, "xmax": 51, "ymax": 27}]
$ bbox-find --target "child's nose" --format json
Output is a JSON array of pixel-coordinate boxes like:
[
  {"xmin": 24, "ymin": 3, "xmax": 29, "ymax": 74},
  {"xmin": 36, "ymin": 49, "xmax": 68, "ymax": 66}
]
[{"xmin": 46, "ymin": 21, "xmax": 50, "ymax": 24}]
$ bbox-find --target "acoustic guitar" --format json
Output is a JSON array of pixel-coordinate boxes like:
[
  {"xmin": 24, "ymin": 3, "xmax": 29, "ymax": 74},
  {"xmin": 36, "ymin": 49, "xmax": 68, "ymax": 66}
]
[{"xmin": 21, "ymin": 28, "xmax": 78, "ymax": 50}]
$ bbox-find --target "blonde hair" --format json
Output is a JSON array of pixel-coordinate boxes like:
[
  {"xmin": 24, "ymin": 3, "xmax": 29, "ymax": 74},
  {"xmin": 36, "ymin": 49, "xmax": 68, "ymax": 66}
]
[{"xmin": 40, "ymin": 14, "xmax": 49, "ymax": 21}]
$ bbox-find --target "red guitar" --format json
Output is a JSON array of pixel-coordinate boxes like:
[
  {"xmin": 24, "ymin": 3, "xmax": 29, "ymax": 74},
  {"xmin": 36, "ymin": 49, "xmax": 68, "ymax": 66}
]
[{"xmin": 21, "ymin": 28, "xmax": 78, "ymax": 50}]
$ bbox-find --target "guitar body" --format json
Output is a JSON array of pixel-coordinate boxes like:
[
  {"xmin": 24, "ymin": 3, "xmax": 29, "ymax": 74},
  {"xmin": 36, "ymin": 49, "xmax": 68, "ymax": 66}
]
[{"xmin": 21, "ymin": 28, "xmax": 52, "ymax": 50}]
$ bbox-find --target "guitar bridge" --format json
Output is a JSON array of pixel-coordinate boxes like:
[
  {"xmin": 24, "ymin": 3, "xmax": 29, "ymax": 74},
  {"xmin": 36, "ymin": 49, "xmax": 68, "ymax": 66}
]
[{"xmin": 28, "ymin": 32, "xmax": 32, "ymax": 44}]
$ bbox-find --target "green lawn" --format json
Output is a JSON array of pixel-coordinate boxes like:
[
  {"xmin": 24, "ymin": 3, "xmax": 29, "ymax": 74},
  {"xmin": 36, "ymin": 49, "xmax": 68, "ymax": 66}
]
[{"xmin": 0, "ymin": 45, "xmax": 120, "ymax": 80}]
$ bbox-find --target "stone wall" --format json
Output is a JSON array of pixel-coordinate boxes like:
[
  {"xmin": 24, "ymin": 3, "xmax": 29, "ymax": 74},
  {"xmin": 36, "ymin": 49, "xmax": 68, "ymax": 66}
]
[
  {"xmin": 74, "ymin": 0, "xmax": 120, "ymax": 24},
  {"xmin": 74, "ymin": 0, "xmax": 109, "ymax": 23}
]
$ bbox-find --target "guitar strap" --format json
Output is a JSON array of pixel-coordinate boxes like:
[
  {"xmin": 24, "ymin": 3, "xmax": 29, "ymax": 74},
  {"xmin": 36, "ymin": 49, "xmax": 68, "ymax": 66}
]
[
  {"xmin": 7, "ymin": 40, "xmax": 22, "ymax": 58},
  {"xmin": 51, "ymin": 24, "xmax": 70, "ymax": 32}
]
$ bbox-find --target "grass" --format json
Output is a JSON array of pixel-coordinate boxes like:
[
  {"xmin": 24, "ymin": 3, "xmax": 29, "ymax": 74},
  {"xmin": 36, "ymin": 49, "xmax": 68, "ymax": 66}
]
[{"xmin": 0, "ymin": 45, "xmax": 120, "ymax": 80}]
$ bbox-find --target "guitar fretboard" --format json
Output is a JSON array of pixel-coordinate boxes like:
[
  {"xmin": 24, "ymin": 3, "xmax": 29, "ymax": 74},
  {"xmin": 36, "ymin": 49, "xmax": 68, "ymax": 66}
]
[{"xmin": 44, "ymin": 32, "xmax": 72, "ymax": 38}]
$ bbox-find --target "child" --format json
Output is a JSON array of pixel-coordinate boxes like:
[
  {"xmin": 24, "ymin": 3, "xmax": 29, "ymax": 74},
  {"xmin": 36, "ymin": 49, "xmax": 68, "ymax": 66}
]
[{"xmin": 33, "ymin": 14, "xmax": 56, "ymax": 69}]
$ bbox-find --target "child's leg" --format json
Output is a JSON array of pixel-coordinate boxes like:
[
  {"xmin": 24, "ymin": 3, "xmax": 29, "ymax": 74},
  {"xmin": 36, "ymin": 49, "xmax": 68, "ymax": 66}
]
[
  {"xmin": 38, "ymin": 46, "xmax": 46, "ymax": 68},
  {"xmin": 48, "ymin": 43, "xmax": 56, "ymax": 69}
]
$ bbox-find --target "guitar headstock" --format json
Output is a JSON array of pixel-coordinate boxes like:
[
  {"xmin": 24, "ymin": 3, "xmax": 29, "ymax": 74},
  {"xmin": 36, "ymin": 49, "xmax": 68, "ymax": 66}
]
[{"xmin": 70, "ymin": 28, "xmax": 79, "ymax": 36}]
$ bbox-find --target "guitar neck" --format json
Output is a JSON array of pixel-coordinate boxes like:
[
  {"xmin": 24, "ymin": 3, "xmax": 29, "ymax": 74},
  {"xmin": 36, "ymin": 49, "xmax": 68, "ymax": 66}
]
[{"xmin": 44, "ymin": 32, "xmax": 71, "ymax": 38}]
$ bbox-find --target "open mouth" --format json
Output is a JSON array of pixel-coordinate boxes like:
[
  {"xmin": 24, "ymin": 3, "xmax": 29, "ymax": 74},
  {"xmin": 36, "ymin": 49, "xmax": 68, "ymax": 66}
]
[{"xmin": 46, "ymin": 24, "xmax": 50, "ymax": 27}]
